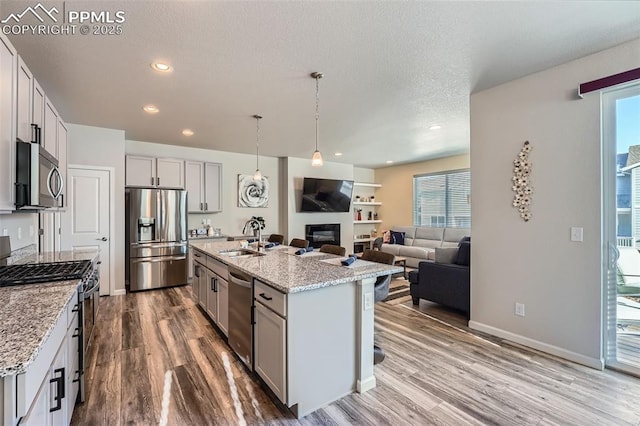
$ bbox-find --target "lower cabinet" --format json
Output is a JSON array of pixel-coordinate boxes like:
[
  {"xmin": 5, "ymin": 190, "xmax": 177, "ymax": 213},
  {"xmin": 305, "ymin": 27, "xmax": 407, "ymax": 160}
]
[
  {"xmin": 206, "ymin": 268, "xmax": 218, "ymax": 322},
  {"xmin": 254, "ymin": 301, "xmax": 287, "ymax": 402},
  {"xmin": 193, "ymin": 260, "xmax": 203, "ymax": 305},
  {"xmin": 13, "ymin": 290, "xmax": 80, "ymax": 426}
]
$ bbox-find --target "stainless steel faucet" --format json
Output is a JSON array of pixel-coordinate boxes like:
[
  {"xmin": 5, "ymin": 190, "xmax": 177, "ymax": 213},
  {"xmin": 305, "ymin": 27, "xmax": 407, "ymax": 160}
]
[{"xmin": 242, "ymin": 218, "xmax": 262, "ymax": 251}]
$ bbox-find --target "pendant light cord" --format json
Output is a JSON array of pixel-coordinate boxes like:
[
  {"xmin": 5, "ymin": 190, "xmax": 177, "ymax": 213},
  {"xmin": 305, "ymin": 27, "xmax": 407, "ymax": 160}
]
[
  {"xmin": 256, "ymin": 116, "xmax": 260, "ymax": 170},
  {"xmin": 315, "ymin": 75, "xmax": 320, "ymax": 152}
]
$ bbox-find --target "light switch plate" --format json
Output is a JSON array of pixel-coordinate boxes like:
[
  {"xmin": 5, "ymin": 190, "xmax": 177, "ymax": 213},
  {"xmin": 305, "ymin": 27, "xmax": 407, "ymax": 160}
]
[{"xmin": 570, "ymin": 227, "xmax": 583, "ymax": 242}]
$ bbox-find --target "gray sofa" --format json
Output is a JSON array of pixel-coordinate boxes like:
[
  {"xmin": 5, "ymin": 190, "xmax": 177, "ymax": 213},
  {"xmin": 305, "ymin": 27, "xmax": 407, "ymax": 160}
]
[{"xmin": 380, "ymin": 226, "xmax": 470, "ymax": 268}]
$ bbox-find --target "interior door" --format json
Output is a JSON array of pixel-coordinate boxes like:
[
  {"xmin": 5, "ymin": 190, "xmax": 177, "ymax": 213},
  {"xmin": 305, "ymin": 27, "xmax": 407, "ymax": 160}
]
[{"xmin": 60, "ymin": 167, "xmax": 111, "ymax": 296}]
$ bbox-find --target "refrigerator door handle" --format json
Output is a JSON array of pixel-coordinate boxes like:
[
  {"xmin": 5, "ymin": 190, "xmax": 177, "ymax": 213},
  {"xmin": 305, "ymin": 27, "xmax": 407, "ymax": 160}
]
[{"xmin": 131, "ymin": 255, "xmax": 187, "ymax": 263}]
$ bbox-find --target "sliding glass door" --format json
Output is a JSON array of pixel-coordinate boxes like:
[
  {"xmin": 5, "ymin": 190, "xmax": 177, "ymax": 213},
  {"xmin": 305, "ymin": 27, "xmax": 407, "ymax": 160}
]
[{"xmin": 603, "ymin": 84, "xmax": 640, "ymax": 374}]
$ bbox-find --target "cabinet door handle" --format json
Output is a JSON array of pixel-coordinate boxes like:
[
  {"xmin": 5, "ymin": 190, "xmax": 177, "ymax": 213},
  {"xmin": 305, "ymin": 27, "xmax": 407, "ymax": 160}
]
[
  {"xmin": 211, "ymin": 277, "xmax": 215, "ymax": 291},
  {"xmin": 72, "ymin": 327, "xmax": 80, "ymax": 338},
  {"xmin": 259, "ymin": 293, "xmax": 272, "ymax": 301},
  {"xmin": 151, "ymin": 177, "xmax": 154, "ymax": 186},
  {"xmin": 72, "ymin": 303, "xmax": 79, "ymax": 312},
  {"xmin": 200, "ymin": 202, "xmax": 203, "ymax": 211},
  {"xmin": 157, "ymin": 177, "xmax": 160, "ymax": 186},
  {"xmin": 214, "ymin": 277, "xmax": 218, "ymax": 292},
  {"xmin": 194, "ymin": 253, "xmax": 201, "ymax": 258},
  {"xmin": 205, "ymin": 202, "xmax": 208, "ymax": 211},
  {"xmin": 49, "ymin": 367, "xmax": 65, "ymax": 412}
]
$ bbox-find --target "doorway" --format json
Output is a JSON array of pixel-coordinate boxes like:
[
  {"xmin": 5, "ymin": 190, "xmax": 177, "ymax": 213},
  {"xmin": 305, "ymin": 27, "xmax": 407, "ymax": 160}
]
[
  {"xmin": 603, "ymin": 84, "xmax": 640, "ymax": 374},
  {"xmin": 60, "ymin": 166, "xmax": 114, "ymax": 296}
]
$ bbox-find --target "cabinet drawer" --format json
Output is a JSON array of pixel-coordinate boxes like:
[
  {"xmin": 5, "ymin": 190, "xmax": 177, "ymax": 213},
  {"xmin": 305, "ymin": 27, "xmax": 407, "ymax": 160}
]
[
  {"xmin": 66, "ymin": 289, "xmax": 80, "ymax": 328},
  {"xmin": 254, "ymin": 280, "xmax": 287, "ymax": 317},
  {"xmin": 207, "ymin": 256, "xmax": 227, "ymax": 279}
]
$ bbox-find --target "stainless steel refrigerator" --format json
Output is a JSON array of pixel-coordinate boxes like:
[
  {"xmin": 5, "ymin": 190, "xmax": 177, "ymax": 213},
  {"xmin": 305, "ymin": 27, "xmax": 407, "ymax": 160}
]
[{"xmin": 126, "ymin": 188, "xmax": 188, "ymax": 292}]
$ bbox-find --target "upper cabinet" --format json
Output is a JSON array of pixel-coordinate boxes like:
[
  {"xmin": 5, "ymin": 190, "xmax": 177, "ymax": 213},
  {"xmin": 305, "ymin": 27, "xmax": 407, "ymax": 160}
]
[
  {"xmin": 0, "ymin": 33, "xmax": 17, "ymax": 212},
  {"xmin": 16, "ymin": 57, "xmax": 33, "ymax": 143},
  {"xmin": 43, "ymin": 97, "xmax": 59, "ymax": 158},
  {"xmin": 185, "ymin": 161, "xmax": 222, "ymax": 213},
  {"xmin": 125, "ymin": 155, "xmax": 185, "ymax": 189},
  {"xmin": 57, "ymin": 120, "xmax": 68, "ymax": 208}
]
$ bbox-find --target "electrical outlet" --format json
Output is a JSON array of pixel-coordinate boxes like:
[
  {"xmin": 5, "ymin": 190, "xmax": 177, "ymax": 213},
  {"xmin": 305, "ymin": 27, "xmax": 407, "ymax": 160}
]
[
  {"xmin": 17, "ymin": 227, "xmax": 22, "ymax": 240},
  {"xmin": 515, "ymin": 302, "xmax": 525, "ymax": 317},
  {"xmin": 364, "ymin": 292, "xmax": 374, "ymax": 310},
  {"xmin": 570, "ymin": 227, "xmax": 583, "ymax": 242}
]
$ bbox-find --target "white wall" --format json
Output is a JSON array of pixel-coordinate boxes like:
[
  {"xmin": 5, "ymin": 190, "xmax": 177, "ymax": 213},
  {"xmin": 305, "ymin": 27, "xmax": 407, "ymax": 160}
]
[
  {"xmin": 67, "ymin": 124, "xmax": 126, "ymax": 293},
  {"xmin": 0, "ymin": 212, "xmax": 38, "ymax": 251},
  {"xmin": 470, "ymin": 38, "xmax": 640, "ymax": 367},
  {"xmin": 125, "ymin": 140, "xmax": 280, "ymax": 237},
  {"xmin": 282, "ymin": 157, "xmax": 354, "ymax": 250}
]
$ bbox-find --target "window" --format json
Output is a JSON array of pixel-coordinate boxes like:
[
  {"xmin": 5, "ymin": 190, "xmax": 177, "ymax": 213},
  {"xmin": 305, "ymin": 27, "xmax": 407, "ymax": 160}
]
[{"xmin": 413, "ymin": 169, "xmax": 470, "ymax": 228}]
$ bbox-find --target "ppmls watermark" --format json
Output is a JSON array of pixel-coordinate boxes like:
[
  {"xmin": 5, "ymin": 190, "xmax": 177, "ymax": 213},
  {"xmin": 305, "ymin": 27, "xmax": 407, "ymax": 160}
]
[{"xmin": 1, "ymin": 2, "xmax": 126, "ymax": 36}]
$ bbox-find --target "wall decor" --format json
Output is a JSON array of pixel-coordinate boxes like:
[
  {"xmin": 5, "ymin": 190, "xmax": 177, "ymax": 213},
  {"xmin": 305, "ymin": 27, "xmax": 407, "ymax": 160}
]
[
  {"xmin": 511, "ymin": 141, "xmax": 532, "ymax": 221},
  {"xmin": 238, "ymin": 174, "xmax": 269, "ymax": 207}
]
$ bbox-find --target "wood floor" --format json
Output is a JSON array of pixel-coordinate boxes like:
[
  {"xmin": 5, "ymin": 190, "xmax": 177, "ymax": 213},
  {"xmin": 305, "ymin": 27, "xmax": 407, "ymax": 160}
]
[{"xmin": 71, "ymin": 283, "xmax": 640, "ymax": 425}]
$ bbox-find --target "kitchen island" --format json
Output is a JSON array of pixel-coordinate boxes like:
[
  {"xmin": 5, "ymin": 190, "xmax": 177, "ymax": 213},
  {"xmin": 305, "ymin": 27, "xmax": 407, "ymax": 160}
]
[{"xmin": 190, "ymin": 240, "xmax": 402, "ymax": 418}]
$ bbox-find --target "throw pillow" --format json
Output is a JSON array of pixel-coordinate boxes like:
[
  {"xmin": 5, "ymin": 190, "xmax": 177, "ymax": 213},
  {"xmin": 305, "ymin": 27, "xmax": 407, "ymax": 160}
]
[
  {"xmin": 435, "ymin": 247, "xmax": 458, "ymax": 264},
  {"xmin": 390, "ymin": 230, "xmax": 405, "ymax": 245},
  {"xmin": 455, "ymin": 241, "xmax": 471, "ymax": 266}
]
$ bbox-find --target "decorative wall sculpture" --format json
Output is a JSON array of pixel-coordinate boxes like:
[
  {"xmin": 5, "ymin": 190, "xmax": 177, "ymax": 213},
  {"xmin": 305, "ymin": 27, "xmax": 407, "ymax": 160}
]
[
  {"xmin": 512, "ymin": 141, "xmax": 532, "ymax": 221},
  {"xmin": 238, "ymin": 174, "xmax": 269, "ymax": 208}
]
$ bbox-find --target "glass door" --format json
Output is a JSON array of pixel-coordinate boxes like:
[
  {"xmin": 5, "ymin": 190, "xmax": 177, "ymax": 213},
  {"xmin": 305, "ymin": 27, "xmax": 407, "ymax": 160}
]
[{"xmin": 603, "ymin": 84, "xmax": 640, "ymax": 373}]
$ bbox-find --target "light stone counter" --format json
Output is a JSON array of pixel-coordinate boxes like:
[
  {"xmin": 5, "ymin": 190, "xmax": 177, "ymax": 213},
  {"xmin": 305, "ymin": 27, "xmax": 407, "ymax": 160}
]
[
  {"xmin": 189, "ymin": 240, "xmax": 402, "ymax": 294},
  {"xmin": 0, "ymin": 249, "xmax": 99, "ymax": 377}
]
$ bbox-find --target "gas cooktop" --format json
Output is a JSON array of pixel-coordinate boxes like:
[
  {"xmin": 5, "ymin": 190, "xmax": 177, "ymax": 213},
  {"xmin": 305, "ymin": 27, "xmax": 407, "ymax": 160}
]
[{"xmin": 0, "ymin": 260, "xmax": 92, "ymax": 287}]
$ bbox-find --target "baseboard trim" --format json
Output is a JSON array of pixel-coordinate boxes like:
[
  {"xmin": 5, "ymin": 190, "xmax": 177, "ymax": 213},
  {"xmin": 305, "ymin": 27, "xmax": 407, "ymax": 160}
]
[
  {"xmin": 112, "ymin": 289, "xmax": 126, "ymax": 296},
  {"xmin": 468, "ymin": 320, "xmax": 604, "ymax": 370},
  {"xmin": 357, "ymin": 376, "xmax": 376, "ymax": 393}
]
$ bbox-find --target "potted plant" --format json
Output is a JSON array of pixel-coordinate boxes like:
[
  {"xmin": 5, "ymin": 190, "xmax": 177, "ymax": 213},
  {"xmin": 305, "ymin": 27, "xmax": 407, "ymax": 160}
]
[{"xmin": 250, "ymin": 216, "xmax": 265, "ymax": 237}]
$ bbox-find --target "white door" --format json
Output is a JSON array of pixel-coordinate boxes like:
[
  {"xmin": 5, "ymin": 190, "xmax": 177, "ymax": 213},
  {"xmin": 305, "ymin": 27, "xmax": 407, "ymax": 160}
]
[{"xmin": 60, "ymin": 167, "xmax": 111, "ymax": 296}]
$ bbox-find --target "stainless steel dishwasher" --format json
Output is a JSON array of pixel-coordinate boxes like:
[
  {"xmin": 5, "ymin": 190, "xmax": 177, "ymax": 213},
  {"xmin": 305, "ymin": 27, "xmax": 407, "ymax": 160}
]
[{"xmin": 227, "ymin": 266, "xmax": 253, "ymax": 368}]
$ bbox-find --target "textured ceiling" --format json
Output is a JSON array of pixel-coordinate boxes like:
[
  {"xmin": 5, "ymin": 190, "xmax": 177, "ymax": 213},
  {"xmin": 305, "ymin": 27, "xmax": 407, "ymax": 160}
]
[{"xmin": 2, "ymin": 1, "xmax": 640, "ymax": 168}]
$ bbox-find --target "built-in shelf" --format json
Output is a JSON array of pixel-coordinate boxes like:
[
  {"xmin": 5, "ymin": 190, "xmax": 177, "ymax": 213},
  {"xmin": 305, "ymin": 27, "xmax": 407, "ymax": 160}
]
[
  {"xmin": 353, "ymin": 201, "xmax": 382, "ymax": 206},
  {"xmin": 353, "ymin": 182, "xmax": 382, "ymax": 188},
  {"xmin": 353, "ymin": 220, "xmax": 382, "ymax": 224},
  {"xmin": 354, "ymin": 237, "xmax": 375, "ymax": 243}
]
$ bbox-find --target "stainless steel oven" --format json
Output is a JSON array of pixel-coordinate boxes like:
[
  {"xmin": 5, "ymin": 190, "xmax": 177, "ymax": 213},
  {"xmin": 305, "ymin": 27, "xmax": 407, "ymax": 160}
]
[{"xmin": 15, "ymin": 140, "xmax": 63, "ymax": 209}]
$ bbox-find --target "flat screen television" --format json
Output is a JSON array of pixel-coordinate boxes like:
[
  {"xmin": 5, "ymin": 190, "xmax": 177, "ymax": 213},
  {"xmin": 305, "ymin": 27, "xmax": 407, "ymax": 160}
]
[{"xmin": 300, "ymin": 178, "xmax": 354, "ymax": 213}]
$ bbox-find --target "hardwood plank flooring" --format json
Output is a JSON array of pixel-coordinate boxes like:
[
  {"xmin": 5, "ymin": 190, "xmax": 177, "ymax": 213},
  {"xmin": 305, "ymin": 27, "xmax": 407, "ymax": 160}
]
[{"xmin": 71, "ymin": 285, "xmax": 640, "ymax": 425}]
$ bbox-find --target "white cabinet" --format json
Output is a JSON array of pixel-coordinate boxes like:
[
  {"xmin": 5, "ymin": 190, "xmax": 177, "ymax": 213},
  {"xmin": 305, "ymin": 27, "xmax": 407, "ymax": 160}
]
[
  {"xmin": 43, "ymin": 98, "xmax": 59, "ymax": 158},
  {"xmin": 217, "ymin": 276, "xmax": 229, "ymax": 336},
  {"xmin": 8, "ymin": 290, "xmax": 80, "ymax": 426},
  {"xmin": 32, "ymin": 79, "xmax": 44, "ymax": 130},
  {"xmin": 206, "ymin": 268, "xmax": 218, "ymax": 322},
  {"xmin": 16, "ymin": 56, "xmax": 33, "ymax": 144},
  {"xmin": 185, "ymin": 161, "xmax": 222, "ymax": 212},
  {"xmin": 254, "ymin": 301, "xmax": 287, "ymax": 402},
  {"xmin": 125, "ymin": 155, "xmax": 184, "ymax": 188},
  {"xmin": 0, "ymin": 33, "xmax": 17, "ymax": 212}
]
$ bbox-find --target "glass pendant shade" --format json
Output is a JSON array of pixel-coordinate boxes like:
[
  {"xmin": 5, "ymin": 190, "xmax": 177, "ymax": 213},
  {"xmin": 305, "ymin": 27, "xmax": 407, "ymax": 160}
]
[
  {"xmin": 312, "ymin": 150, "xmax": 323, "ymax": 167},
  {"xmin": 253, "ymin": 169, "xmax": 262, "ymax": 181}
]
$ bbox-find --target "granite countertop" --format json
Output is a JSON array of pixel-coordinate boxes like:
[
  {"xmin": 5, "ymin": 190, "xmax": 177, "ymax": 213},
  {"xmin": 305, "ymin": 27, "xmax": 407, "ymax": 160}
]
[
  {"xmin": 190, "ymin": 240, "xmax": 402, "ymax": 294},
  {"xmin": 0, "ymin": 249, "xmax": 100, "ymax": 377}
]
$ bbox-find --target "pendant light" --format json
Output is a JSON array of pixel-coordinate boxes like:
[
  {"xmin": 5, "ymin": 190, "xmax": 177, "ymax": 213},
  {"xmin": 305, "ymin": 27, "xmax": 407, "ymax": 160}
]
[
  {"xmin": 311, "ymin": 72, "xmax": 324, "ymax": 167},
  {"xmin": 252, "ymin": 114, "xmax": 263, "ymax": 181}
]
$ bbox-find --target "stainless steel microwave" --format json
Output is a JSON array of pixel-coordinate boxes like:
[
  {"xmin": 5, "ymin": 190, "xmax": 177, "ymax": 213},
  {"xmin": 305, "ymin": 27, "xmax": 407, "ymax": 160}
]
[{"xmin": 15, "ymin": 140, "xmax": 63, "ymax": 209}]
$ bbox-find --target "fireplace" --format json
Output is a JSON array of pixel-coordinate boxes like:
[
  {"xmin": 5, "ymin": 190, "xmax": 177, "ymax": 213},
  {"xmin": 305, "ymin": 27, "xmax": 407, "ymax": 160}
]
[{"xmin": 305, "ymin": 224, "xmax": 341, "ymax": 249}]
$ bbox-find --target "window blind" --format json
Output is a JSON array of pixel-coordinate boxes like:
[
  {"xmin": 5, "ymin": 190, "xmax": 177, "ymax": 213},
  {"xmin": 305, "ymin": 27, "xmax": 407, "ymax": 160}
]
[{"xmin": 413, "ymin": 169, "xmax": 470, "ymax": 228}]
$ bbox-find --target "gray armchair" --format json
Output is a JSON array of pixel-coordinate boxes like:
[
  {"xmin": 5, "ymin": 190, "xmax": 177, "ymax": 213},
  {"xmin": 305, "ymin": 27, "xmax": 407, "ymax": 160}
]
[{"xmin": 408, "ymin": 240, "xmax": 470, "ymax": 320}]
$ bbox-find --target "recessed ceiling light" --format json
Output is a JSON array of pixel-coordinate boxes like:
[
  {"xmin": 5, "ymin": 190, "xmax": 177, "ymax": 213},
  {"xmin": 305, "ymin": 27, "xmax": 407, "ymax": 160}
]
[
  {"xmin": 386, "ymin": 160, "xmax": 394, "ymax": 164},
  {"xmin": 334, "ymin": 152, "xmax": 343, "ymax": 156},
  {"xmin": 182, "ymin": 129, "xmax": 194, "ymax": 136},
  {"xmin": 143, "ymin": 105, "xmax": 159, "ymax": 114},
  {"xmin": 429, "ymin": 125, "xmax": 442, "ymax": 130},
  {"xmin": 151, "ymin": 62, "xmax": 172, "ymax": 72}
]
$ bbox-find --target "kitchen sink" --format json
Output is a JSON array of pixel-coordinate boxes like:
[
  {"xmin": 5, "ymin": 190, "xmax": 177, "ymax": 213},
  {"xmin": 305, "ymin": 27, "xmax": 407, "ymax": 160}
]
[{"xmin": 219, "ymin": 249, "xmax": 265, "ymax": 258}]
